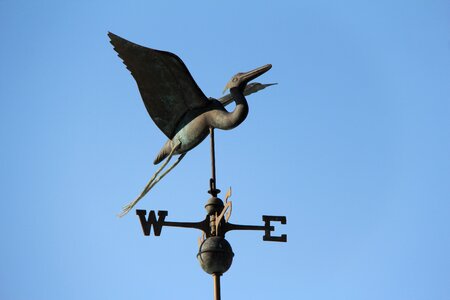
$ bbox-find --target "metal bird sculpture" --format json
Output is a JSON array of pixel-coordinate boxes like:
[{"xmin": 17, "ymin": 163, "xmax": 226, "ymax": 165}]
[{"xmin": 108, "ymin": 32, "xmax": 274, "ymax": 216}]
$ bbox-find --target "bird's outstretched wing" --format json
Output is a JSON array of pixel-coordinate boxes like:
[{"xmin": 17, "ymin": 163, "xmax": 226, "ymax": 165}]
[{"xmin": 108, "ymin": 32, "xmax": 209, "ymax": 138}]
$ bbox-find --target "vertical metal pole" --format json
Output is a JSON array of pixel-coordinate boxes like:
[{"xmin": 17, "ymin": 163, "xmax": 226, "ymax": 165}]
[
  {"xmin": 210, "ymin": 127, "xmax": 216, "ymax": 185},
  {"xmin": 210, "ymin": 128, "xmax": 221, "ymax": 299},
  {"xmin": 213, "ymin": 273, "xmax": 221, "ymax": 300},
  {"xmin": 209, "ymin": 127, "xmax": 219, "ymax": 197}
]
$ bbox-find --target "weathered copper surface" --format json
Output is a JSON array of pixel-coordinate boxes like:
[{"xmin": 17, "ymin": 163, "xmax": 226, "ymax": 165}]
[
  {"xmin": 109, "ymin": 33, "xmax": 277, "ymax": 216},
  {"xmin": 108, "ymin": 32, "xmax": 272, "ymax": 164}
]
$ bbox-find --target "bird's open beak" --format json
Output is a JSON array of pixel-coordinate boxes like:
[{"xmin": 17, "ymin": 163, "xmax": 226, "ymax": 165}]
[{"xmin": 223, "ymin": 64, "xmax": 272, "ymax": 93}]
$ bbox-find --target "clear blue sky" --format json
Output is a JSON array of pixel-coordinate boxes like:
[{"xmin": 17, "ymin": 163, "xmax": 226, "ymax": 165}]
[{"xmin": 1, "ymin": 1, "xmax": 449, "ymax": 299}]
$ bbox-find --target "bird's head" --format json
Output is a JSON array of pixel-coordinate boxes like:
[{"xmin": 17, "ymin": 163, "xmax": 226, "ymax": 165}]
[{"xmin": 223, "ymin": 64, "xmax": 272, "ymax": 93}]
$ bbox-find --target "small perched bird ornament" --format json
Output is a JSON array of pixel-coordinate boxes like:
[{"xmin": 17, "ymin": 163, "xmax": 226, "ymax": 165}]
[{"xmin": 108, "ymin": 32, "xmax": 275, "ymax": 216}]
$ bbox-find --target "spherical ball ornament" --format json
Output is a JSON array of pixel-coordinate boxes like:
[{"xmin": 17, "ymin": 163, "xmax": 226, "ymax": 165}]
[
  {"xmin": 204, "ymin": 197, "xmax": 224, "ymax": 215},
  {"xmin": 197, "ymin": 236, "xmax": 234, "ymax": 274}
]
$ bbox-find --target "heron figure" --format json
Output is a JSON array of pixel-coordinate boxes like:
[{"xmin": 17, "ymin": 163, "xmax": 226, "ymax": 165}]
[{"xmin": 108, "ymin": 32, "xmax": 274, "ymax": 216}]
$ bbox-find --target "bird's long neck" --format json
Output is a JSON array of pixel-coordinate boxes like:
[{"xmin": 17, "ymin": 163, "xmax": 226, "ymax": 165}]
[{"xmin": 208, "ymin": 87, "xmax": 249, "ymax": 130}]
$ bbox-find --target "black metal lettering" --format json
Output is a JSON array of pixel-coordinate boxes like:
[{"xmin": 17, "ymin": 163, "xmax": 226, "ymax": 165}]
[
  {"xmin": 136, "ymin": 210, "xmax": 168, "ymax": 236},
  {"xmin": 262, "ymin": 215, "xmax": 287, "ymax": 242}
]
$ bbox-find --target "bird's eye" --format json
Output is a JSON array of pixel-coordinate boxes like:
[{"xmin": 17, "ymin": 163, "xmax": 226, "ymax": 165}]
[{"xmin": 232, "ymin": 77, "xmax": 238, "ymax": 82}]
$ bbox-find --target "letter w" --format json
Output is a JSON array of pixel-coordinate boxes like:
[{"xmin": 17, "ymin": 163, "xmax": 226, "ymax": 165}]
[{"xmin": 136, "ymin": 210, "xmax": 168, "ymax": 236}]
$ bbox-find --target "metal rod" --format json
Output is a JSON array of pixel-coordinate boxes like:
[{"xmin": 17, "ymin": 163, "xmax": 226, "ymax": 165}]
[
  {"xmin": 208, "ymin": 127, "xmax": 220, "ymax": 197},
  {"xmin": 223, "ymin": 222, "xmax": 268, "ymax": 233},
  {"xmin": 213, "ymin": 273, "xmax": 221, "ymax": 300},
  {"xmin": 210, "ymin": 127, "xmax": 216, "ymax": 186}
]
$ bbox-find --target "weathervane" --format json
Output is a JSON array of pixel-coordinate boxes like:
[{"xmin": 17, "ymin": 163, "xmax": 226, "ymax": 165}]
[{"xmin": 109, "ymin": 32, "xmax": 287, "ymax": 300}]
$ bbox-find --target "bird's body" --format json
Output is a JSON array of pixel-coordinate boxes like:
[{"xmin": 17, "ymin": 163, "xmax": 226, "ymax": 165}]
[
  {"xmin": 108, "ymin": 32, "xmax": 274, "ymax": 215},
  {"xmin": 154, "ymin": 89, "xmax": 249, "ymax": 164},
  {"xmin": 155, "ymin": 101, "xmax": 219, "ymax": 163}
]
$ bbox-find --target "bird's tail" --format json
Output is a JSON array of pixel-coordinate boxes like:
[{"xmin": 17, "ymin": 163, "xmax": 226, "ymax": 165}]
[
  {"xmin": 153, "ymin": 140, "xmax": 173, "ymax": 165},
  {"xmin": 118, "ymin": 141, "xmax": 185, "ymax": 217}
]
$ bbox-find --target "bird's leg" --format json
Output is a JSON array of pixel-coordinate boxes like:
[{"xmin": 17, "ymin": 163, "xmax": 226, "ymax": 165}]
[
  {"xmin": 145, "ymin": 152, "xmax": 186, "ymax": 193},
  {"xmin": 140, "ymin": 141, "xmax": 181, "ymax": 195},
  {"xmin": 118, "ymin": 140, "xmax": 182, "ymax": 217}
]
